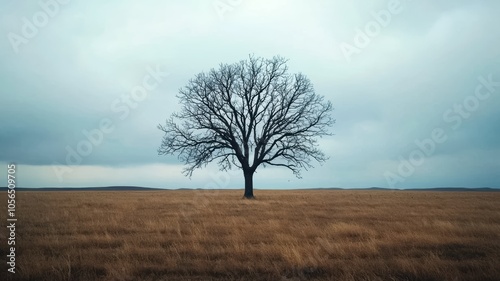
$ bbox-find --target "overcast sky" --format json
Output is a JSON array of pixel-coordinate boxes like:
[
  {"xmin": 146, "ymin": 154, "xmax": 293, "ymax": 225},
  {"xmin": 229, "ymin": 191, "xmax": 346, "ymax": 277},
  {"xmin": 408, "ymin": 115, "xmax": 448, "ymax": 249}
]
[{"xmin": 1, "ymin": 0, "xmax": 499, "ymax": 189}]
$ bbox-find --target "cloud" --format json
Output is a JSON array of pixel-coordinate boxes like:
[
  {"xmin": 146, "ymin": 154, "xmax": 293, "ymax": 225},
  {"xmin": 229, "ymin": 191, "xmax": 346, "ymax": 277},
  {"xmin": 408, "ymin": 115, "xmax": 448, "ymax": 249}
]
[{"xmin": 1, "ymin": 0, "xmax": 499, "ymax": 188}]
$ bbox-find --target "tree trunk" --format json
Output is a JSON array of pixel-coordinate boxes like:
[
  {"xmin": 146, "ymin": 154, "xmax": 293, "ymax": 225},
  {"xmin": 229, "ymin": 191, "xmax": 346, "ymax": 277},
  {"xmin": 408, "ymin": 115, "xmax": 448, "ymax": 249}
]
[{"xmin": 243, "ymin": 169, "xmax": 255, "ymax": 199}]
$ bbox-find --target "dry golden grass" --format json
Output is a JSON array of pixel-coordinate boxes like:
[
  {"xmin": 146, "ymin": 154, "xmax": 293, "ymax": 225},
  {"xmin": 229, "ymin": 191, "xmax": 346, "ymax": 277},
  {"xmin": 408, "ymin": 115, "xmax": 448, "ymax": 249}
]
[{"xmin": 1, "ymin": 190, "xmax": 500, "ymax": 280}]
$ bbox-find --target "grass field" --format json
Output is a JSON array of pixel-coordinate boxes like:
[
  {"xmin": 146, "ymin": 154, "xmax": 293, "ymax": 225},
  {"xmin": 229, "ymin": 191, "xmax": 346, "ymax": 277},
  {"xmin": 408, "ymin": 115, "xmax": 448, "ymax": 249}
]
[{"xmin": 1, "ymin": 190, "xmax": 500, "ymax": 280}]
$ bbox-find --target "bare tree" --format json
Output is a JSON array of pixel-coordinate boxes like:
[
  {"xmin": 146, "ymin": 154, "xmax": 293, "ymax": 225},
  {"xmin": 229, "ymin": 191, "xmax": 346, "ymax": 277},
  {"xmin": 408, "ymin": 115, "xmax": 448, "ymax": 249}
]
[{"xmin": 158, "ymin": 56, "xmax": 334, "ymax": 198}]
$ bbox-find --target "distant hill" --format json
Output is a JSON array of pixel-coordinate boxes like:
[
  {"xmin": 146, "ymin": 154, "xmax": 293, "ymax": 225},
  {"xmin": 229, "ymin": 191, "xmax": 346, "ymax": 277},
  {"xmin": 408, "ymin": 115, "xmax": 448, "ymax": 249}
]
[
  {"xmin": 405, "ymin": 187, "xmax": 500, "ymax": 192},
  {"xmin": 0, "ymin": 186, "xmax": 161, "ymax": 191},
  {"xmin": 0, "ymin": 186, "xmax": 498, "ymax": 192},
  {"xmin": 292, "ymin": 187, "xmax": 499, "ymax": 192}
]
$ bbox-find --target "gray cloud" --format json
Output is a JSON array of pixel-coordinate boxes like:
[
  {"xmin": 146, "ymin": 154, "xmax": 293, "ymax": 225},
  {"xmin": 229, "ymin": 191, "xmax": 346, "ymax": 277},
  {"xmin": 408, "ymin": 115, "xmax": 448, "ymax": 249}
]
[{"xmin": 1, "ymin": 0, "xmax": 499, "ymax": 188}]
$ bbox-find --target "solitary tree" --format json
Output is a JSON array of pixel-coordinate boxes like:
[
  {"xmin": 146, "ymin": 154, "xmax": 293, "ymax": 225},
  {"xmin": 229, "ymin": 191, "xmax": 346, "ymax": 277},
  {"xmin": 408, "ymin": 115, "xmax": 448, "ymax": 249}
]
[{"xmin": 158, "ymin": 56, "xmax": 334, "ymax": 198}]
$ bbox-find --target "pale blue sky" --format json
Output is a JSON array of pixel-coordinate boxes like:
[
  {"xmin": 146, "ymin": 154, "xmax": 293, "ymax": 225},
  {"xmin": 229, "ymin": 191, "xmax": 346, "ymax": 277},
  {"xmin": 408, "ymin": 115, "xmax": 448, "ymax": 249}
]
[{"xmin": 1, "ymin": 0, "xmax": 499, "ymax": 189}]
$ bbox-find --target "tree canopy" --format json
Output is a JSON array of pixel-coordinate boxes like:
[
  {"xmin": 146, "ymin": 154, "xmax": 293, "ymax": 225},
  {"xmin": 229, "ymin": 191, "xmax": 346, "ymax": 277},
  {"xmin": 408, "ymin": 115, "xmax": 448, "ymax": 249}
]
[{"xmin": 158, "ymin": 55, "xmax": 334, "ymax": 198}]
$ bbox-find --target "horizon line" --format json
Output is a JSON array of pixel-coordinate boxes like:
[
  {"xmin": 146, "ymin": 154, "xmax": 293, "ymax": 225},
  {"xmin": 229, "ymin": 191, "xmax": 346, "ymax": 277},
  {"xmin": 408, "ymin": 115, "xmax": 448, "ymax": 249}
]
[{"xmin": 2, "ymin": 186, "xmax": 499, "ymax": 191}]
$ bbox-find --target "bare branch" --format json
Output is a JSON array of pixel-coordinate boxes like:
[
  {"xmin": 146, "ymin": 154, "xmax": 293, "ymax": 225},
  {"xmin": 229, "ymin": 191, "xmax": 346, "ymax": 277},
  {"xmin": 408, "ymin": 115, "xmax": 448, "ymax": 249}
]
[{"xmin": 158, "ymin": 55, "xmax": 334, "ymax": 180}]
